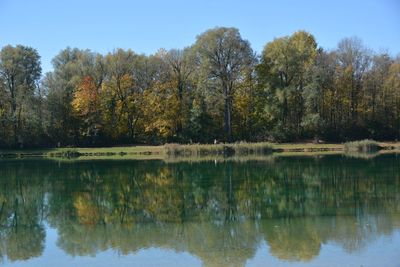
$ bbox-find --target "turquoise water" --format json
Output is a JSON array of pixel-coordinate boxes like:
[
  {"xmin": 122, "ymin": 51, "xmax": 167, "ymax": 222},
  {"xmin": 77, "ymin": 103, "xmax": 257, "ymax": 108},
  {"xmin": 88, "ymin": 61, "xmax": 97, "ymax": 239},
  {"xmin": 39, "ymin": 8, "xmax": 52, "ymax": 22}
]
[{"xmin": 0, "ymin": 154, "xmax": 399, "ymax": 266}]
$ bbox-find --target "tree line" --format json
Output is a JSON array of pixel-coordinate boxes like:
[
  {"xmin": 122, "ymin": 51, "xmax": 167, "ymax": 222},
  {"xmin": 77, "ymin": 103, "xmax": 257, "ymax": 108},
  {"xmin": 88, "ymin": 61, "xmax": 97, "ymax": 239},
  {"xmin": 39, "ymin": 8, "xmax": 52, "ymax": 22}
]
[{"xmin": 0, "ymin": 27, "xmax": 399, "ymax": 148}]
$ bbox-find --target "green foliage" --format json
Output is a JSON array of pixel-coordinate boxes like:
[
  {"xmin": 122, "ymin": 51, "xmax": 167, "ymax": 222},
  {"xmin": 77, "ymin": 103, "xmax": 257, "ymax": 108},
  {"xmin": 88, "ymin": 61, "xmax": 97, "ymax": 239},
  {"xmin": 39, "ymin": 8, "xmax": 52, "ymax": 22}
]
[
  {"xmin": 42, "ymin": 48, "xmax": 103, "ymax": 146},
  {"xmin": 343, "ymin": 139, "xmax": 381, "ymax": 153},
  {"xmin": 186, "ymin": 98, "xmax": 214, "ymax": 143},
  {"xmin": 257, "ymin": 31, "xmax": 318, "ymax": 140},
  {"xmin": 192, "ymin": 27, "xmax": 255, "ymax": 142},
  {"xmin": 0, "ymin": 45, "xmax": 42, "ymax": 147},
  {"xmin": 164, "ymin": 142, "xmax": 273, "ymax": 157},
  {"xmin": 0, "ymin": 29, "xmax": 399, "ymax": 148},
  {"xmin": 47, "ymin": 148, "xmax": 81, "ymax": 157}
]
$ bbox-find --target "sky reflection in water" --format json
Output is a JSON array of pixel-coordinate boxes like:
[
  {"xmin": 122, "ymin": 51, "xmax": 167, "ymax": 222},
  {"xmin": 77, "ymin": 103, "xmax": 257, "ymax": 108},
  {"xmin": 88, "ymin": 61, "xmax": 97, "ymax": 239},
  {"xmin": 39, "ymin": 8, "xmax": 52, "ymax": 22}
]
[{"xmin": 0, "ymin": 154, "xmax": 399, "ymax": 266}]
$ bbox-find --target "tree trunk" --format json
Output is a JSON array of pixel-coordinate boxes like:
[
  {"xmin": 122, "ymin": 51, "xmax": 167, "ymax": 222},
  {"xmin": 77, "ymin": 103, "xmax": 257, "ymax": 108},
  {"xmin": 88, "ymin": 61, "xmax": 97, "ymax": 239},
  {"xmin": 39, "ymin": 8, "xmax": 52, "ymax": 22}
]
[
  {"xmin": 177, "ymin": 78, "xmax": 183, "ymax": 136},
  {"xmin": 223, "ymin": 81, "xmax": 233, "ymax": 142}
]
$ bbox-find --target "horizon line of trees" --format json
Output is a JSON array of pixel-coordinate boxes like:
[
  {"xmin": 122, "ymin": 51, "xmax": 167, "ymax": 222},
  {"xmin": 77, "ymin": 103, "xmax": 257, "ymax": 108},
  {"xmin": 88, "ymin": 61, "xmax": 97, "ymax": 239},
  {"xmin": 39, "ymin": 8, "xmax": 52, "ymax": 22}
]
[{"xmin": 0, "ymin": 27, "xmax": 399, "ymax": 148}]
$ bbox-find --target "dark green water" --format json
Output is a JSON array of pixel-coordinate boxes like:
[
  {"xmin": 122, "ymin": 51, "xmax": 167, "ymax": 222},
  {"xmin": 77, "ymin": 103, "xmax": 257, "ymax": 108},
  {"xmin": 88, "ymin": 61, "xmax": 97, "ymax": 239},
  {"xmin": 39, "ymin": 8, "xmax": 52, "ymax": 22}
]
[{"xmin": 0, "ymin": 154, "xmax": 399, "ymax": 267}]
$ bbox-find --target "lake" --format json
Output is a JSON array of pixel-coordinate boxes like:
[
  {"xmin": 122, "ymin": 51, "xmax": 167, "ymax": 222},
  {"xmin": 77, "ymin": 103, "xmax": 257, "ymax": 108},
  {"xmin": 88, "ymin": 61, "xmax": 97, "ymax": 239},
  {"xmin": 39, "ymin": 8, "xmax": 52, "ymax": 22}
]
[{"xmin": 0, "ymin": 154, "xmax": 399, "ymax": 266}]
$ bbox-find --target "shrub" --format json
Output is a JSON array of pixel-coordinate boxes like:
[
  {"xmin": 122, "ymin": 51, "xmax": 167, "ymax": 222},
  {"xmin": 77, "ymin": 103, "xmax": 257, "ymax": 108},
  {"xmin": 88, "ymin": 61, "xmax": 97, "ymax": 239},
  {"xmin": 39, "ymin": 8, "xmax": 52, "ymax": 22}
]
[
  {"xmin": 343, "ymin": 140, "xmax": 381, "ymax": 153},
  {"xmin": 164, "ymin": 142, "xmax": 273, "ymax": 157}
]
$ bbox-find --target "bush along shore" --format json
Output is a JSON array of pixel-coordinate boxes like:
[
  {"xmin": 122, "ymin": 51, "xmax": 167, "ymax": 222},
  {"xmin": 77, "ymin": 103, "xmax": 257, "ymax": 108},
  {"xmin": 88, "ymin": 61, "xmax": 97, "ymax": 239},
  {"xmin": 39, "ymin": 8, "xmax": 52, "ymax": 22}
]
[
  {"xmin": 0, "ymin": 146, "xmax": 164, "ymax": 159},
  {"xmin": 343, "ymin": 140, "xmax": 382, "ymax": 153},
  {"xmin": 0, "ymin": 140, "xmax": 399, "ymax": 159},
  {"xmin": 164, "ymin": 142, "xmax": 274, "ymax": 157},
  {"xmin": 165, "ymin": 140, "xmax": 400, "ymax": 157}
]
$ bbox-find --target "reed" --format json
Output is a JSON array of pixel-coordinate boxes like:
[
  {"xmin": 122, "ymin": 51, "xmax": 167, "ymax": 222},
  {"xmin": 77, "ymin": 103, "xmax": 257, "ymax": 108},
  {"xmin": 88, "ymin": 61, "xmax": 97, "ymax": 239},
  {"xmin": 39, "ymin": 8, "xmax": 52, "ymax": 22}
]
[
  {"xmin": 164, "ymin": 142, "xmax": 274, "ymax": 157},
  {"xmin": 343, "ymin": 139, "xmax": 381, "ymax": 153}
]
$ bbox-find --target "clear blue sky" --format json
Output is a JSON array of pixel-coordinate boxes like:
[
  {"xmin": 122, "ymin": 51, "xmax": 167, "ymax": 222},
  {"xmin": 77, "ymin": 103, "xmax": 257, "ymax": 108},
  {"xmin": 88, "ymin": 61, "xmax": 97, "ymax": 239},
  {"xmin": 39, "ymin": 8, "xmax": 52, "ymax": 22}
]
[{"xmin": 1, "ymin": 0, "xmax": 399, "ymax": 74}]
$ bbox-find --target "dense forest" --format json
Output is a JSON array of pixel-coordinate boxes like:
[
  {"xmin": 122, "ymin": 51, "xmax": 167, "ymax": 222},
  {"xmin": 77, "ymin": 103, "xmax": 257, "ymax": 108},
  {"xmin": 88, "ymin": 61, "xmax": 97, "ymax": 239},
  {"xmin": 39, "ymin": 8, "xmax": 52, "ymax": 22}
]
[{"xmin": 0, "ymin": 27, "xmax": 399, "ymax": 148}]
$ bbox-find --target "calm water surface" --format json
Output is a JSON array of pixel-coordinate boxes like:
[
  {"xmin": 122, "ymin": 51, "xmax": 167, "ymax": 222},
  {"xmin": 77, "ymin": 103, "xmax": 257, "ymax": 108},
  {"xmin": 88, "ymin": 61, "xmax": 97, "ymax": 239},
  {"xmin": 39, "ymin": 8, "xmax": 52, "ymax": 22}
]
[{"xmin": 0, "ymin": 154, "xmax": 399, "ymax": 267}]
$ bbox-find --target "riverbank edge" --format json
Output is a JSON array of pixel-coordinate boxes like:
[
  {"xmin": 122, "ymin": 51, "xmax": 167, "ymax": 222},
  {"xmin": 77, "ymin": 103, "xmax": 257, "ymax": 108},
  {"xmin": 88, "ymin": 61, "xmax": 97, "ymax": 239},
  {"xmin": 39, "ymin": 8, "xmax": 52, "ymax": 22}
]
[{"xmin": 0, "ymin": 141, "xmax": 399, "ymax": 160}]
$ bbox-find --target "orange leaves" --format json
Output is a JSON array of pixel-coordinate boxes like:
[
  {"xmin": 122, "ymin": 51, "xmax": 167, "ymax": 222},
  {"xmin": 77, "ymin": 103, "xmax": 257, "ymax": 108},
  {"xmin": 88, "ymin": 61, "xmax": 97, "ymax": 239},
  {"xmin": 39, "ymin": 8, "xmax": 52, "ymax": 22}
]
[
  {"xmin": 142, "ymin": 80, "xmax": 180, "ymax": 138},
  {"xmin": 72, "ymin": 76, "xmax": 101, "ymax": 117},
  {"xmin": 73, "ymin": 193, "xmax": 100, "ymax": 225}
]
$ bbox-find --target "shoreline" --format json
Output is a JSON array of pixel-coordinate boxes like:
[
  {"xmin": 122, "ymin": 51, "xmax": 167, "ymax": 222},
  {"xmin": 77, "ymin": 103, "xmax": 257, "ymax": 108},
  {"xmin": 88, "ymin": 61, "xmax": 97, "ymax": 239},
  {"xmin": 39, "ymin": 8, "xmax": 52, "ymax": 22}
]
[{"xmin": 0, "ymin": 141, "xmax": 399, "ymax": 160}]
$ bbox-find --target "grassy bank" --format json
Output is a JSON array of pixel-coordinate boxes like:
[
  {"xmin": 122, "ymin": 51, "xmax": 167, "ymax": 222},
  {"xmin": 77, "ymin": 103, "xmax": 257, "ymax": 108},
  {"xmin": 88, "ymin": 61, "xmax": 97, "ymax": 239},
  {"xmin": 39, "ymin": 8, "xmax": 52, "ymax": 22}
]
[
  {"xmin": 0, "ymin": 141, "xmax": 399, "ymax": 160},
  {"xmin": 164, "ymin": 142, "xmax": 274, "ymax": 157},
  {"xmin": 0, "ymin": 146, "xmax": 164, "ymax": 159},
  {"xmin": 343, "ymin": 139, "xmax": 381, "ymax": 153}
]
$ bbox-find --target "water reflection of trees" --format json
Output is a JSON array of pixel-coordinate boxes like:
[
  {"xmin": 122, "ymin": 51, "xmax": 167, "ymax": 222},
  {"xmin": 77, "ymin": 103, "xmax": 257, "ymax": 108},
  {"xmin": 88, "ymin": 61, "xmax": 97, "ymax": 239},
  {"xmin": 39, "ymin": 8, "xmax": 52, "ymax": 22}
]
[
  {"xmin": 0, "ymin": 155, "xmax": 399, "ymax": 265},
  {"xmin": 0, "ymin": 161, "xmax": 47, "ymax": 262}
]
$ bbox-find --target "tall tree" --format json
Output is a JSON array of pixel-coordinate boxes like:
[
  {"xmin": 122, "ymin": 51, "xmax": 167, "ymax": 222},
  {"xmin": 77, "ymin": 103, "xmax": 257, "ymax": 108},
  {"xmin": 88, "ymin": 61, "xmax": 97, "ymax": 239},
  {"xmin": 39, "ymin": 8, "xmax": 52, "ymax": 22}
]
[
  {"xmin": 0, "ymin": 45, "xmax": 41, "ymax": 147},
  {"xmin": 162, "ymin": 48, "xmax": 194, "ymax": 138},
  {"xmin": 382, "ymin": 60, "xmax": 400, "ymax": 139},
  {"xmin": 102, "ymin": 49, "xmax": 139, "ymax": 142},
  {"xmin": 258, "ymin": 31, "xmax": 317, "ymax": 140},
  {"xmin": 71, "ymin": 74, "xmax": 104, "ymax": 145},
  {"xmin": 193, "ymin": 27, "xmax": 255, "ymax": 142},
  {"xmin": 362, "ymin": 53, "xmax": 392, "ymax": 138},
  {"xmin": 43, "ymin": 48, "xmax": 100, "ymax": 145},
  {"xmin": 142, "ymin": 80, "xmax": 180, "ymax": 142},
  {"xmin": 335, "ymin": 37, "xmax": 371, "ymax": 137}
]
